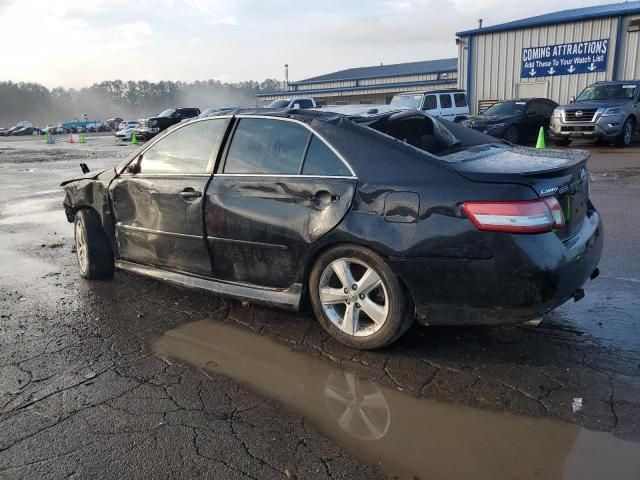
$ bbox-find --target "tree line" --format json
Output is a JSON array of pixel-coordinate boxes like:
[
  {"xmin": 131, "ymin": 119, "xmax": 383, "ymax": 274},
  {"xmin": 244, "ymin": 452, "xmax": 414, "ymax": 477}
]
[{"xmin": 0, "ymin": 79, "xmax": 285, "ymax": 127}]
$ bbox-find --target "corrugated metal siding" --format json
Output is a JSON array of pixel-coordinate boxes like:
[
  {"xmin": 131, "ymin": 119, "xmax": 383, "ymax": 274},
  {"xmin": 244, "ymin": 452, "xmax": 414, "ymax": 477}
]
[
  {"xmin": 621, "ymin": 14, "xmax": 640, "ymax": 79},
  {"xmin": 466, "ymin": 17, "xmax": 621, "ymax": 112}
]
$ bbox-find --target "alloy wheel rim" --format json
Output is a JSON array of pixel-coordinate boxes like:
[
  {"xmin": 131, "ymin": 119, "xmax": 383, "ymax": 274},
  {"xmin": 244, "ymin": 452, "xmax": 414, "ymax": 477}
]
[
  {"xmin": 624, "ymin": 123, "xmax": 632, "ymax": 144},
  {"xmin": 505, "ymin": 127, "xmax": 517, "ymax": 143},
  {"xmin": 75, "ymin": 219, "xmax": 88, "ymax": 273},
  {"xmin": 319, "ymin": 258, "xmax": 389, "ymax": 337}
]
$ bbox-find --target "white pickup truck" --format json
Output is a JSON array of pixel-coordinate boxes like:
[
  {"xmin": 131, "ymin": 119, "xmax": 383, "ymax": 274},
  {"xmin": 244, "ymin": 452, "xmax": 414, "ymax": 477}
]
[{"xmin": 267, "ymin": 98, "xmax": 317, "ymax": 109}]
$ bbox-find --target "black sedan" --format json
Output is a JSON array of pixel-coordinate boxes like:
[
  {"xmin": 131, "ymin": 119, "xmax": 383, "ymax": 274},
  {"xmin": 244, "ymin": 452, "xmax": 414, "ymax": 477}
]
[
  {"xmin": 462, "ymin": 98, "xmax": 558, "ymax": 144},
  {"xmin": 61, "ymin": 107, "xmax": 602, "ymax": 349}
]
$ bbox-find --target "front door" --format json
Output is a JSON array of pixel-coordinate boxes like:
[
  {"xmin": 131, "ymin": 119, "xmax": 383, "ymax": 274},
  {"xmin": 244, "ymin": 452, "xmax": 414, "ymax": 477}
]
[
  {"xmin": 205, "ymin": 117, "xmax": 357, "ymax": 289},
  {"xmin": 110, "ymin": 118, "xmax": 229, "ymax": 275}
]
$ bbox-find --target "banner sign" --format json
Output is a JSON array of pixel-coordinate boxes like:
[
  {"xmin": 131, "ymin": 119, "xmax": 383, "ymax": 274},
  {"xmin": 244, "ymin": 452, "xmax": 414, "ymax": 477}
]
[{"xmin": 521, "ymin": 39, "xmax": 609, "ymax": 78}]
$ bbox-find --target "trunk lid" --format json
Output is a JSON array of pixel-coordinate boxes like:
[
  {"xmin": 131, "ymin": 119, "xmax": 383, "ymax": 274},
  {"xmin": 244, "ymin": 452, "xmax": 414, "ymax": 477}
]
[{"xmin": 442, "ymin": 144, "xmax": 590, "ymax": 240}]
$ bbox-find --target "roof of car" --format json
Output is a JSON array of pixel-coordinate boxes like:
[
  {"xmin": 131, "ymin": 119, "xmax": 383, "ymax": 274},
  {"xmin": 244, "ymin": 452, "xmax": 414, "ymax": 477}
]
[{"xmin": 592, "ymin": 80, "xmax": 640, "ymax": 85}]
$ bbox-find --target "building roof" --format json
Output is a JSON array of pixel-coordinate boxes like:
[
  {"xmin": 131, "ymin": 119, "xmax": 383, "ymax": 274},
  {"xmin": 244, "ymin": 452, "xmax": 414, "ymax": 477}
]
[
  {"xmin": 457, "ymin": 0, "xmax": 640, "ymax": 36},
  {"xmin": 289, "ymin": 58, "xmax": 457, "ymax": 86}
]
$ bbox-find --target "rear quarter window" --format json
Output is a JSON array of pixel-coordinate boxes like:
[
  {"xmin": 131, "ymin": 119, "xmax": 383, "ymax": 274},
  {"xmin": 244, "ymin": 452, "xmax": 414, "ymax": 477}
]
[
  {"xmin": 302, "ymin": 136, "xmax": 351, "ymax": 176},
  {"xmin": 454, "ymin": 93, "xmax": 467, "ymax": 107}
]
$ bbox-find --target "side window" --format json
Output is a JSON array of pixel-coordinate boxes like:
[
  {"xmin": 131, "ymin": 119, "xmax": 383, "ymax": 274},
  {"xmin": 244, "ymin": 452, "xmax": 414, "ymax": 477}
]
[
  {"xmin": 422, "ymin": 95, "xmax": 437, "ymax": 110},
  {"xmin": 138, "ymin": 119, "xmax": 227, "ymax": 174},
  {"xmin": 538, "ymin": 101, "xmax": 556, "ymax": 115},
  {"xmin": 224, "ymin": 118, "xmax": 308, "ymax": 174},
  {"xmin": 454, "ymin": 93, "xmax": 467, "ymax": 107},
  {"xmin": 439, "ymin": 94, "xmax": 452, "ymax": 109},
  {"xmin": 302, "ymin": 136, "xmax": 351, "ymax": 176},
  {"xmin": 297, "ymin": 99, "xmax": 313, "ymax": 108}
]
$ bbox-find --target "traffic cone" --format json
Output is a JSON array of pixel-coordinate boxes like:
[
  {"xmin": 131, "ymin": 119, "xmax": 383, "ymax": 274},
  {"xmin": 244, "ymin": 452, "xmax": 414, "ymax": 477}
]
[
  {"xmin": 68, "ymin": 133, "xmax": 75, "ymax": 144},
  {"xmin": 79, "ymin": 132, "xmax": 86, "ymax": 144},
  {"xmin": 536, "ymin": 127, "xmax": 546, "ymax": 149},
  {"xmin": 131, "ymin": 132, "xmax": 138, "ymax": 145}
]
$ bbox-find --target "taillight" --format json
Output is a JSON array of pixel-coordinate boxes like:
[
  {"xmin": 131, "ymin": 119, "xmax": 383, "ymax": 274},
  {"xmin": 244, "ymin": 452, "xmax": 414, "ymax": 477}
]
[
  {"xmin": 542, "ymin": 196, "xmax": 565, "ymax": 228},
  {"xmin": 461, "ymin": 198, "xmax": 565, "ymax": 233}
]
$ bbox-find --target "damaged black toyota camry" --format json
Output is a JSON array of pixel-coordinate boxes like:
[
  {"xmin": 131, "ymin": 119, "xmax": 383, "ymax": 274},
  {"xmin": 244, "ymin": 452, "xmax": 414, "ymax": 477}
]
[{"xmin": 61, "ymin": 106, "xmax": 603, "ymax": 349}]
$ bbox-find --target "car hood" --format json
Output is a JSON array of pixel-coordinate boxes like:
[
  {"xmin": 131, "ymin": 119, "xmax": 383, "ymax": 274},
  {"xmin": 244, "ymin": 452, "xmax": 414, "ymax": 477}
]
[
  {"xmin": 464, "ymin": 114, "xmax": 519, "ymax": 125},
  {"xmin": 560, "ymin": 99, "xmax": 630, "ymax": 109},
  {"xmin": 60, "ymin": 168, "xmax": 109, "ymax": 186}
]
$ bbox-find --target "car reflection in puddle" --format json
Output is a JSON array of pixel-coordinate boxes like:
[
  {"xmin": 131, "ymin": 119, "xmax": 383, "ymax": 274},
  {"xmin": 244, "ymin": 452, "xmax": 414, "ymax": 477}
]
[{"xmin": 154, "ymin": 319, "xmax": 640, "ymax": 480}]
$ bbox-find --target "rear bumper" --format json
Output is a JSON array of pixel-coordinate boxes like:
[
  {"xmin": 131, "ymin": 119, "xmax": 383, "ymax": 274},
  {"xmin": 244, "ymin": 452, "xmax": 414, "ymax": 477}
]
[{"xmin": 389, "ymin": 209, "xmax": 603, "ymax": 326}]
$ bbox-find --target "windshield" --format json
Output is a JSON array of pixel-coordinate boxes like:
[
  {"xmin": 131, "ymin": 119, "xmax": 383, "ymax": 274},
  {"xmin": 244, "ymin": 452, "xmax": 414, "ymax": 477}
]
[
  {"xmin": 390, "ymin": 95, "xmax": 423, "ymax": 109},
  {"xmin": 483, "ymin": 101, "xmax": 527, "ymax": 115},
  {"xmin": 157, "ymin": 108, "xmax": 175, "ymax": 118},
  {"xmin": 576, "ymin": 84, "xmax": 637, "ymax": 101},
  {"xmin": 268, "ymin": 100, "xmax": 290, "ymax": 108}
]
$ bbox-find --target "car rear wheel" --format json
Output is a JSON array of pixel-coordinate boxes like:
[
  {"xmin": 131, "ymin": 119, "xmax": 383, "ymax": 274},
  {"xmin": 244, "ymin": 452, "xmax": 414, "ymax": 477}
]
[
  {"xmin": 309, "ymin": 245, "xmax": 413, "ymax": 349},
  {"xmin": 504, "ymin": 125, "xmax": 519, "ymax": 144},
  {"xmin": 74, "ymin": 209, "xmax": 114, "ymax": 280},
  {"xmin": 615, "ymin": 119, "xmax": 634, "ymax": 148}
]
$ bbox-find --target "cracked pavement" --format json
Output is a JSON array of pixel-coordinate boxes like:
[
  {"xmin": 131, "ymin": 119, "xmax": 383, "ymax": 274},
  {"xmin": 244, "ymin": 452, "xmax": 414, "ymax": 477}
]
[{"xmin": 0, "ymin": 136, "xmax": 639, "ymax": 479}]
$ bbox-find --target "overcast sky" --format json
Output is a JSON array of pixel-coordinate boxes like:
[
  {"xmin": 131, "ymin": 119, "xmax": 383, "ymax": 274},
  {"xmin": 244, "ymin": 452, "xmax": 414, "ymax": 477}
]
[{"xmin": 0, "ymin": 0, "xmax": 612, "ymax": 88}]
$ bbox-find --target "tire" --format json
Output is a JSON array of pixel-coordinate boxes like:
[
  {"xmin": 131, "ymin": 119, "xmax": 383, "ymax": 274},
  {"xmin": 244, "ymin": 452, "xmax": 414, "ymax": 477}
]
[
  {"xmin": 504, "ymin": 125, "xmax": 519, "ymax": 144},
  {"xmin": 309, "ymin": 245, "xmax": 413, "ymax": 350},
  {"xmin": 552, "ymin": 138, "xmax": 572, "ymax": 147},
  {"xmin": 614, "ymin": 118, "xmax": 634, "ymax": 148},
  {"xmin": 74, "ymin": 209, "xmax": 114, "ymax": 280}
]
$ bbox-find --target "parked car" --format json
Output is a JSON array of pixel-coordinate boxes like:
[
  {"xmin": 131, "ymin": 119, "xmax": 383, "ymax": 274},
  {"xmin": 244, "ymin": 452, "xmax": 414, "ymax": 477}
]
[
  {"xmin": 461, "ymin": 98, "xmax": 557, "ymax": 144},
  {"xmin": 0, "ymin": 122, "xmax": 33, "ymax": 136},
  {"xmin": 12, "ymin": 126, "xmax": 43, "ymax": 136},
  {"xmin": 106, "ymin": 118, "xmax": 124, "ymax": 131},
  {"xmin": 135, "ymin": 107, "xmax": 200, "ymax": 140},
  {"xmin": 389, "ymin": 90, "xmax": 470, "ymax": 122},
  {"xmin": 61, "ymin": 119, "xmax": 101, "ymax": 133},
  {"xmin": 550, "ymin": 81, "xmax": 640, "ymax": 147},
  {"xmin": 267, "ymin": 98, "xmax": 317, "ymax": 109},
  {"xmin": 62, "ymin": 107, "xmax": 602, "ymax": 350},
  {"xmin": 114, "ymin": 121, "xmax": 139, "ymax": 141}
]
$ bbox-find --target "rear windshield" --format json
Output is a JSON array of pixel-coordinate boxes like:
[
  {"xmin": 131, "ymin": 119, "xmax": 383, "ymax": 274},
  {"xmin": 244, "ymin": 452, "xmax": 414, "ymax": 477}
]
[
  {"xmin": 577, "ymin": 84, "xmax": 637, "ymax": 101},
  {"xmin": 268, "ymin": 100, "xmax": 290, "ymax": 108},
  {"xmin": 390, "ymin": 95, "xmax": 423, "ymax": 109},
  {"xmin": 483, "ymin": 101, "xmax": 527, "ymax": 115}
]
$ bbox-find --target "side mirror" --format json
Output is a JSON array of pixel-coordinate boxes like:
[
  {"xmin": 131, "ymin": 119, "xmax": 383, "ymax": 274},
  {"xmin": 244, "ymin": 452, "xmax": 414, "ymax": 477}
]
[
  {"xmin": 125, "ymin": 158, "xmax": 141, "ymax": 174},
  {"xmin": 569, "ymin": 96, "xmax": 576, "ymax": 103}
]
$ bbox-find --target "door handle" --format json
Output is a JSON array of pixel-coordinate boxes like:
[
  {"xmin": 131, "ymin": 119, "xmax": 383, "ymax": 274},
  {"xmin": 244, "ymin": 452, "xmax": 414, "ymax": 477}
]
[
  {"xmin": 179, "ymin": 188, "xmax": 202, "ymax": 199},
  {"xmin": 309, "ymin": 190, "xmax": 339, "ymax": 206}
]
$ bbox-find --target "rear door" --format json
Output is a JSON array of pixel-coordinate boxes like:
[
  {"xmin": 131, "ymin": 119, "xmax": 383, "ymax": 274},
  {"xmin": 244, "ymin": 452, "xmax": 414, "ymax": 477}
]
[
  {"xmin": 110, "ymin": 118, "xmax": 229, "ymax": 275},
  {"xmin": 205, "ymin": 116, "xmax": 357, "ymax": 288},
  {"xmin": 438, "ymin": 93, "xmax": 455, "ymax": 120}
]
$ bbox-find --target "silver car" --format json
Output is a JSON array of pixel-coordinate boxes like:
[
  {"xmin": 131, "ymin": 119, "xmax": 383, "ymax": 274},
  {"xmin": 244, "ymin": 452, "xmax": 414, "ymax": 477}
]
[{"xmin": 549, "ymin": 81, "xmax": 640, "ymax": 147}]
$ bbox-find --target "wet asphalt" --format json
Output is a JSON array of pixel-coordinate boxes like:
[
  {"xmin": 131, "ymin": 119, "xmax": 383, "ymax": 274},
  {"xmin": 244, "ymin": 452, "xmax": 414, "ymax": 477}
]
[{"xmin": 0, "ymin": 134, "xmax": 639, "ymax": 479}]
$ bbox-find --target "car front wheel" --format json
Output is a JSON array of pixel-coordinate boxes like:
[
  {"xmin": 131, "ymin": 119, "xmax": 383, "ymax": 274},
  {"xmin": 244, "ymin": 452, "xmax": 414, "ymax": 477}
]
[
  {"xmin": 309, "ymin": 245, "xmax": 413, "ymax": 349},
  {"xmin": 503, "ymin": 125, "xmax": 519, "ymax": 144},
  {"xmin": 74, "ymin": 209, "xmax": 114, "ymax": 279},
  {"xmin": 615, "ymin": 119, "xmax": 634, "ymax": 147}
]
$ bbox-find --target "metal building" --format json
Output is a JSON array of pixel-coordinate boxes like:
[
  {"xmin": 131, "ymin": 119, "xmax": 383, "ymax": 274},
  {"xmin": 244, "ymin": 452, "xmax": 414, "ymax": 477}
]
[
  {"xmin": 256, "ymin": 59, "xmax": 458, "ymax": 106},
  {"xmin": 456, "ymin": 1, "xmax": 640, "ymax": 113}
]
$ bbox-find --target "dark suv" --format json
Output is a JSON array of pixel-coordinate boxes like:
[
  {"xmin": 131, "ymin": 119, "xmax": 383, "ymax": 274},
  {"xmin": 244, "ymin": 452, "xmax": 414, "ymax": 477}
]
[
  {"xmin": 135, "ymin": 107, "xmax": 200, "ymax": 140},
  {"xmin": 550, "ymin": 81, "xmax": 640, "ymax": 147}
]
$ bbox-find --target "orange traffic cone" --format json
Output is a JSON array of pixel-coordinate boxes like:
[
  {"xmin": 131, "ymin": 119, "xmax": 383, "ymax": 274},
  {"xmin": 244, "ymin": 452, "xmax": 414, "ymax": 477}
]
[{"xmin": 68, "ymin": 133, "xmax": 75, "ymax": 143}]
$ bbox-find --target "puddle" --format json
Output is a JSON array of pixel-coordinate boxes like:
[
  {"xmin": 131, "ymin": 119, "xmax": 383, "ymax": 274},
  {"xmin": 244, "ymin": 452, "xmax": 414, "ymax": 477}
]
[{"xmin": 154, "ymin": 320, "xmax": 640, "ymax": 480}]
